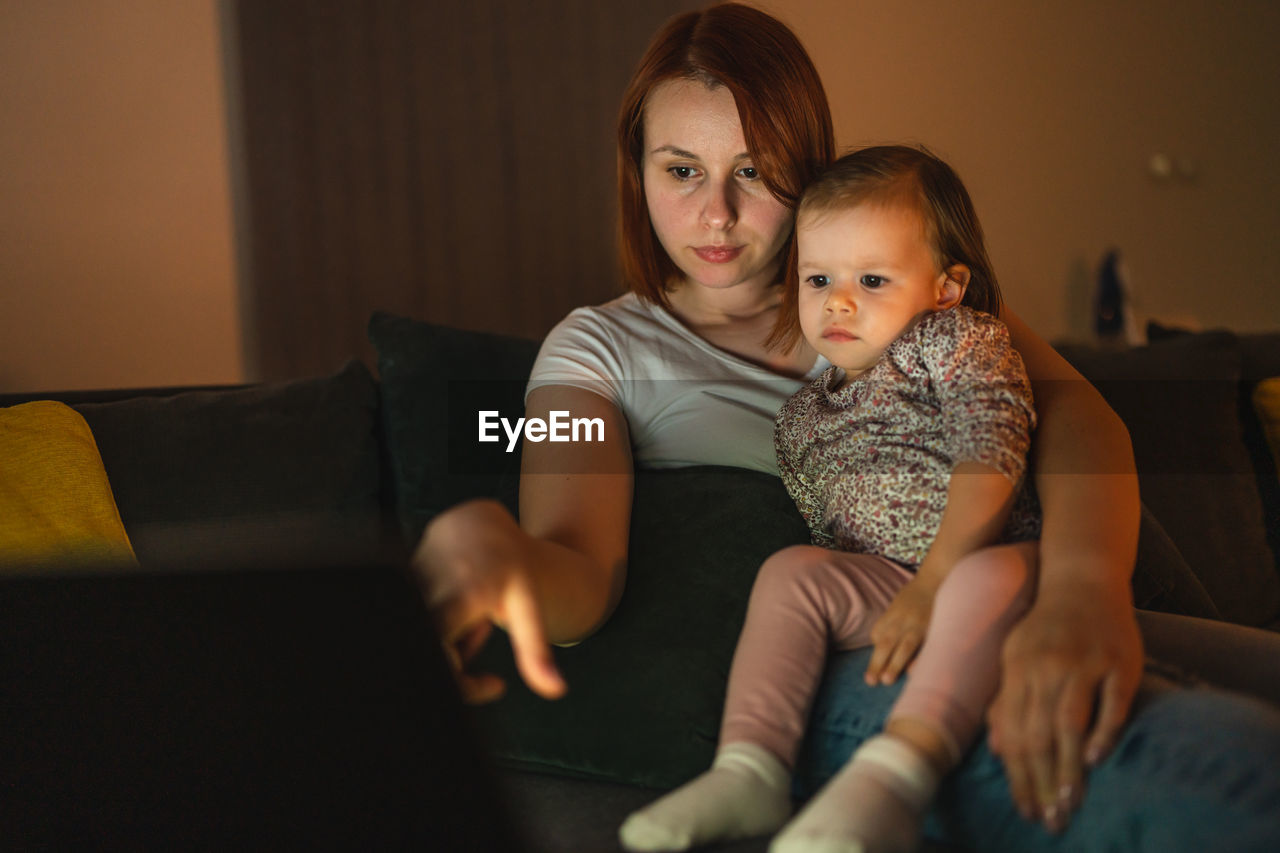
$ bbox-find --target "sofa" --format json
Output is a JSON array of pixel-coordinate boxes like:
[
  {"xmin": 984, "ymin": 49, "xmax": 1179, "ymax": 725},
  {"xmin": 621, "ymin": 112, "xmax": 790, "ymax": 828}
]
[{"xmin": 3, "ymin": 311, "xmax": 1279, "ymax": 851}]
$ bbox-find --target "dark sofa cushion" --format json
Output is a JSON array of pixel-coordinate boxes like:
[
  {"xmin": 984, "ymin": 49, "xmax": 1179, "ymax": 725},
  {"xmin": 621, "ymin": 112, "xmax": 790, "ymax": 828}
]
[
  {"xmin": 73, "ymin": 361, "xmax": 383, "ymax": 568},
  {"xmin": 1055, "ymin": 332, "xmax": 1279, "ymax": 626},
  {"xmin": 1130, "ymin": 504, "xmax": 1219, "ymax": 619},
  {"xmin": 368, "ymin": 312, "xmax": 539, "ymax": 546},
  {"xmin": 473, "ymin": 465, "xmax": 811, "ymax": 790}
]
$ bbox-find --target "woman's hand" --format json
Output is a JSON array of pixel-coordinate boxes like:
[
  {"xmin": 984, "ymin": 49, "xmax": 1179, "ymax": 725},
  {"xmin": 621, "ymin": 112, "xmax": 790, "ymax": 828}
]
[
  {"xmin": 996, "ymin": 306, "xmax": 1144, "ymax": 831},
  {"xmin": 866, "ymin": 576, "xmax": 939, "ymax": 685},
  {"xmin": 413, "ymin": 498, "xmax": 567, "ymax": 704},
  {"xmin": 986, "ymin": 579, "xmax": 1143, "ymax": 832},
  {"xmin": 412, "ymin": 386, "xmax": 632, "ymax": 704}
]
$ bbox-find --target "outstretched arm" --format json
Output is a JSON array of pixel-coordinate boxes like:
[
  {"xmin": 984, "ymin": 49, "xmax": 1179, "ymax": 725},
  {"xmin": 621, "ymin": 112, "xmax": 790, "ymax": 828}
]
[
  {"xmin": 413, "ymin": 384, "xmax": 633, "ymax": 703},
  {"xmin": 991, "ymin": 307, "xmax": 1144, "ymax": 832}
]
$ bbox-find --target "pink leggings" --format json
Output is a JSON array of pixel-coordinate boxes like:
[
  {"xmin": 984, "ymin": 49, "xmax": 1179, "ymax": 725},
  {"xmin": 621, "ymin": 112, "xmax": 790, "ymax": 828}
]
[{"xmin": 719, "ymin": 542, "xmax": 1038, "ymax": 768}]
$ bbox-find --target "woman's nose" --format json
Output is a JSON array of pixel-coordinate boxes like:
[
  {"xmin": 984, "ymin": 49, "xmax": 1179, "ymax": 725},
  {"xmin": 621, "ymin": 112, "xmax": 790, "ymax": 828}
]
[{"xmin": 701, "ymin": 180, "xmax": 737, "ymax": 231}]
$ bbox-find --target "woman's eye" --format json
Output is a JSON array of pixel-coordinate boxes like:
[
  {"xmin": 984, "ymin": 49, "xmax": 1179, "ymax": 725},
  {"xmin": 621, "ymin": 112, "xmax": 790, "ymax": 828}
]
[
  {"xmin": 860, "ymin": 275, "xmax": 885, "ymax": 289},
  {"xmin": 669, "ymin": 166, "xmax": 698, "ymax": 181},
  {"xmin": 806, "ymin": 275, "xmax": 830, "ymax": 288},
  {"xmin": 738, "ymin": 166, "xmax": 759, "ymax": 180}
]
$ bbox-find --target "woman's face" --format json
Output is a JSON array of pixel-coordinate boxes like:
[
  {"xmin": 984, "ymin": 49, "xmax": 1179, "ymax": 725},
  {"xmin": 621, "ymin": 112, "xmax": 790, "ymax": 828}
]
[{"xmin": 641, "ymin": 79, "xmax": 793, "ymax": 294}]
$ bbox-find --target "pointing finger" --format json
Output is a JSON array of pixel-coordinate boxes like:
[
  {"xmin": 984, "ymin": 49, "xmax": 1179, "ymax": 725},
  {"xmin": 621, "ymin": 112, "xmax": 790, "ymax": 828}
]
[{"xmin": 504, "ymin": 575, "xmax": 566, "ymax": 699}]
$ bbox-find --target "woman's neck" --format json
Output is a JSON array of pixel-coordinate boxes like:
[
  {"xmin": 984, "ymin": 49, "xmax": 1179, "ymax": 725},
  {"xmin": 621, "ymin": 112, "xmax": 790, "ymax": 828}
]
[
  {"xmin": 664, "ymin": 279, "xmax": 816, "ymax": 378},
  {"xmin": 665, "ymin": 277, "xmax": 779, "ymax": 327}
]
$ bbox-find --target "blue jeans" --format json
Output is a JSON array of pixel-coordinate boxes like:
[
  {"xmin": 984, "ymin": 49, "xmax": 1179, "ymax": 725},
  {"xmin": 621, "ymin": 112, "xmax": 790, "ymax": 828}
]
[{"xmin": 794, "ymin": 647, "xmax": 1280, "ymax": 852}]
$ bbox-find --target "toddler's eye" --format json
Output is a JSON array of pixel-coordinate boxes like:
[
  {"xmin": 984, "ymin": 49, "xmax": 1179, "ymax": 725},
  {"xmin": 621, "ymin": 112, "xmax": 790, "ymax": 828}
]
[
  {"xmin": 806, "ymin": 275, "xmax": 830, "ymax": 288},
  {"xmin": 860, "ymin": 275, "xmax": 885, "ymax": 289}
]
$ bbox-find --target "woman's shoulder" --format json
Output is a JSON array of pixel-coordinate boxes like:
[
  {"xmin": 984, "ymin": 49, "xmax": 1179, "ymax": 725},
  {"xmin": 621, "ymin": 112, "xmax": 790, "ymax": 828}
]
[
  {"xmin": 539, "ymin": 291, "xmax": 819, "ymax": 387},
  {"xmin": 556, "ymin": 291, "xmax": 662, "ymax": 329},
  {"xmin": 531, "ymin": 292, "xmax": 683, "ymax": 389},
  {"xmin": 541, "ymin": 292, "xmax": 670, "ymax": 351}
]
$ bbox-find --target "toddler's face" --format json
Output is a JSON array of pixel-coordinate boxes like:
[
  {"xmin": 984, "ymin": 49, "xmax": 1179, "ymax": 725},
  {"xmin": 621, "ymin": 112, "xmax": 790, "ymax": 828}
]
[{"xmin": 796, "ymin": 201, "xmax": 961, "ymax": 383}]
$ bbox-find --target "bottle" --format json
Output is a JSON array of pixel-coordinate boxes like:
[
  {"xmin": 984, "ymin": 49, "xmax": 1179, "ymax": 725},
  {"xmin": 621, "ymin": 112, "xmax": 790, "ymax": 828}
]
[{"xmin": 1094, "ymin": 248, "xmax": 1127, "ymax": 343}]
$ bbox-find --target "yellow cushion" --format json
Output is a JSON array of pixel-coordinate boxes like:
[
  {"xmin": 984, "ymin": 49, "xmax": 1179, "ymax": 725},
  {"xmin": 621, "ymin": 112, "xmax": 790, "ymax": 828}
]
[
  {"xmin": 0, "ymin": 401, "xmax": 136, "ymax": 569},
  {"xmin": 1255, "ymin": 377, "xmax": 1280, "ymax": 481}
]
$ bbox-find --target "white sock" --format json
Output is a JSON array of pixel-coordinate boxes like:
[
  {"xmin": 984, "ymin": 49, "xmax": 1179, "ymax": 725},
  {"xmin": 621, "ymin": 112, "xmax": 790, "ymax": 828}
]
[
  {"xmin": 618, "ymin": 742, "xmax": 793, "ymax": 851},
  {"xmin": 770, "ymin": 734, "xmax": 940, "ymax": 853}
]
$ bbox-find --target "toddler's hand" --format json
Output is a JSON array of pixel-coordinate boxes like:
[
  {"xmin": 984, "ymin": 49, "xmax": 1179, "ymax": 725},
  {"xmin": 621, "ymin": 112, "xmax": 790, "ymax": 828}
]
[{"xmin": 866, "ymin": 577, "xmax": 938, "ymax": 685}]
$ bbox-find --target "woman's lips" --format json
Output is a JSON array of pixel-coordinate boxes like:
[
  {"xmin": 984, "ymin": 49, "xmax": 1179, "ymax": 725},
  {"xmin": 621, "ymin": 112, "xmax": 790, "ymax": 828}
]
[{"xmin": 693, "ymin": 245, "xmax": 744, "ymax": 264}]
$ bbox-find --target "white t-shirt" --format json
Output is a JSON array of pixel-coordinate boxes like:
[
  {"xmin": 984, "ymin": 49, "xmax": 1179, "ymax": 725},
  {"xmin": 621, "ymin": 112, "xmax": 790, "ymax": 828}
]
[{"xmin": 527, "ymin": 292, "xmax": 827, "ymax": 475}]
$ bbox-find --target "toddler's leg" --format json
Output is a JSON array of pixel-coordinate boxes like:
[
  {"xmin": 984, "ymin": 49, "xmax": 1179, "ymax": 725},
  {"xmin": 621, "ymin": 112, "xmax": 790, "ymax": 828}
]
[
  {"xmin": 720, "ymin": 547, "xmax": 915, "ymax": 762},
  {"xmin": 889, "ymin": 541, "xmax": 1038, "ymax": 756},
  {"xmin": 773, "ymin": 542, "xmax": 1037, "ymax": 853},
  {"xmin": 619, "ymin": 546, "xmax": 911, "ymax": 852}
]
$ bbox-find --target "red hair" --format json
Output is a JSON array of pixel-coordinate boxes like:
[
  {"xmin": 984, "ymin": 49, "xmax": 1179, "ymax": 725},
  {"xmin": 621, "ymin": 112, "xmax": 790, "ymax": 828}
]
[{"xmin": 616, "ymin": 3, "xmax": 835, "ymax": 308}]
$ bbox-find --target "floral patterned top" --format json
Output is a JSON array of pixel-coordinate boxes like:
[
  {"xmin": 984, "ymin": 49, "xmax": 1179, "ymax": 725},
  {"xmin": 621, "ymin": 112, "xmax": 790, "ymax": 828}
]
[{"xmin": 774, "ymin": 306, "xmax": 1041, "ymax": 568}]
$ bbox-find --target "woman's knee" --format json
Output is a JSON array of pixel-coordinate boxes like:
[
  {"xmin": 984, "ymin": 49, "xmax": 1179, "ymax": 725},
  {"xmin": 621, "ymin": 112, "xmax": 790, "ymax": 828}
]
[{"xmin": 1099, "ymin": 683, "xmax": 1280, "ymax": 816}]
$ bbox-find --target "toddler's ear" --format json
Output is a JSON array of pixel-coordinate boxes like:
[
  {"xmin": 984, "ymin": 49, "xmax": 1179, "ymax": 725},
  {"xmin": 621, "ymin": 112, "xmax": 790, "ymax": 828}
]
[{"xmin": 936, "ymin": 264, "xmax": 970, "ymax": 310}]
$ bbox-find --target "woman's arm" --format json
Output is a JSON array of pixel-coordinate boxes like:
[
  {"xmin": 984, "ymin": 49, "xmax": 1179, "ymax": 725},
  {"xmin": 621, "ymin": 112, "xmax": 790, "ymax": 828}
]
[
  {"xmin": 991, "ymin": 307, "xmax": 1145, "ymax": 831},
  {"xmin": 413, "ymin": 384, "xmax": 634, "ymax": 703}
]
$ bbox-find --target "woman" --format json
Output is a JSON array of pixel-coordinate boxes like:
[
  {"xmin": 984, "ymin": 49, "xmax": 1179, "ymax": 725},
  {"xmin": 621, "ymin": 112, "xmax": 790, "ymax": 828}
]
[{"xmin": 416, "ymin": 4, "xmax": 1280, "ymax": 849}]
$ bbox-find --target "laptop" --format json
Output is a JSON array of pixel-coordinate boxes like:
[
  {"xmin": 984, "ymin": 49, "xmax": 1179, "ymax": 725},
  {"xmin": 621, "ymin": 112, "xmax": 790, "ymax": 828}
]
[{"xmin": 1, "ymin": 562, "xmax": 526, "ymax": 849}]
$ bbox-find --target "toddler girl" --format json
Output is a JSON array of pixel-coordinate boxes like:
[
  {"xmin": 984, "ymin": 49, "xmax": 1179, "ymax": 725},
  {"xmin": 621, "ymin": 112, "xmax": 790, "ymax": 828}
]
[{"xmin": 620, "ymin": 145, "xmax": 1041, "ymax": 853}]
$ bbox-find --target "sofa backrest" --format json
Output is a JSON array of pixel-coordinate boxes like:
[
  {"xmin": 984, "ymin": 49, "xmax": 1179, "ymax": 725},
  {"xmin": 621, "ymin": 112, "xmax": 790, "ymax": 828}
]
[
  {"xmin": 1, "ymin": 360, "xmax": 390, "ymax": 570},
  {"xmin": 1056, "ymin": 330, "xmax": 1280, "ymax": 626}
]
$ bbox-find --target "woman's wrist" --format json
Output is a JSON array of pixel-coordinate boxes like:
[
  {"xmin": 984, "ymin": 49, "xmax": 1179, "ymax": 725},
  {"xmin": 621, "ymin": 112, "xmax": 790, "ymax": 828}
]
[{"xmin": 1035, "ymin": 560, "xmax": 1135, "ymax": 611}]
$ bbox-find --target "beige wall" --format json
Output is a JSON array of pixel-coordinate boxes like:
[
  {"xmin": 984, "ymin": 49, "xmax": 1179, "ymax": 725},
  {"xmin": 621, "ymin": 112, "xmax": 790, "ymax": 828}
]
[
  {"xmin": 773, "ymin": 0, "xmax": 1280, "ymax": 340},
  {"xmin": 0, "ymin": 0, "xmax": 242, "ymax": 393},
  {"xmin": 2, "ymin": 2, "xmax": 1276, "ymax": 393}
]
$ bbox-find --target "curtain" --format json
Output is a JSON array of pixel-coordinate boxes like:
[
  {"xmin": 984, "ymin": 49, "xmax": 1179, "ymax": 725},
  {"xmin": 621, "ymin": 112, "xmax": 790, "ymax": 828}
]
[{"xmin": 228, "ymin": 0, "xmax": 696, "ymax": 380}]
